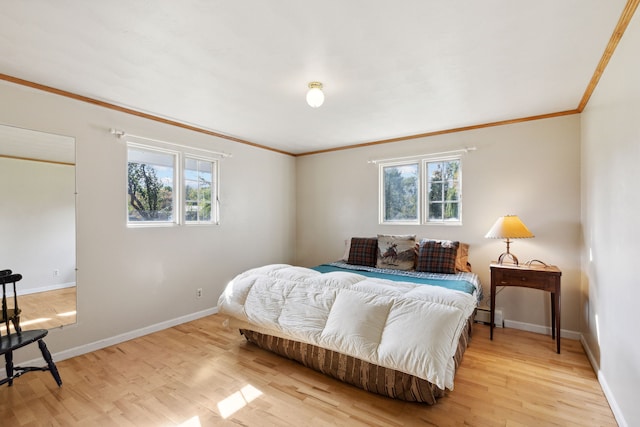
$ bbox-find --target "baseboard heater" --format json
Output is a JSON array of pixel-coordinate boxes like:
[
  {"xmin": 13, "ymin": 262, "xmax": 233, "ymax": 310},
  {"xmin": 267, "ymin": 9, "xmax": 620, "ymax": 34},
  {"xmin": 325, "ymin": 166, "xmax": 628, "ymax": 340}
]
[{"xmin": 475, "ymin": 306, "xmax": 503, "ymax": 327}]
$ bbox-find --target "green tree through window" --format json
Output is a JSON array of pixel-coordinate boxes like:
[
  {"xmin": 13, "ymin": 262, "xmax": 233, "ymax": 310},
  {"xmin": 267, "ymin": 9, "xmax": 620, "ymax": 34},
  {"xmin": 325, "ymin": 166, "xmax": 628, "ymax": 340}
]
[
  {"xmin": 127, "ymin": 147, "xmax": 175, "ymax": 222},
  {"xmin": 427, "ymin": 159, "xmax": 460, "ymax": 222},
  {"xmin": 185, "ymin": 157, "xmax": 214, "ymax": 223},
  {"xmin": 383, "ymin": 163, "xmax": 419, "ymax": 222},
  {"xmin": 379, "ymin": 157, "xmax": 461, "ymax": 224}
]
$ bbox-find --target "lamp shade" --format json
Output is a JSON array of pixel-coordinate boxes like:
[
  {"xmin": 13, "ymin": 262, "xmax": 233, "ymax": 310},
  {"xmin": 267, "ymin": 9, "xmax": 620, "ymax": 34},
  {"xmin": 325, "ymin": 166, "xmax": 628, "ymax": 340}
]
[{"xmin": 484, "ymin": 215, "xmax": 534, "ymax": 239}]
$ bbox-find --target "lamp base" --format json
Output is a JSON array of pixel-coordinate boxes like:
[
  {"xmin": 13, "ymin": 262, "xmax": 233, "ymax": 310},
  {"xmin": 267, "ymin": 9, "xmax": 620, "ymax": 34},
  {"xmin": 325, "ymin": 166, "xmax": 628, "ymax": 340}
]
[{"xmin": 497, "ymin": 252, "xmax": 519, "ymax": 265}]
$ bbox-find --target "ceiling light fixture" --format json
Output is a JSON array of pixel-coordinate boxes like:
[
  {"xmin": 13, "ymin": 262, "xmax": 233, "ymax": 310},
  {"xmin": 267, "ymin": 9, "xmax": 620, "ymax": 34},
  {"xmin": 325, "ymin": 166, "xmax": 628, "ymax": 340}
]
[{"xmin": 306, "ymin": 82, "xmax": 324, "ymax": 108}]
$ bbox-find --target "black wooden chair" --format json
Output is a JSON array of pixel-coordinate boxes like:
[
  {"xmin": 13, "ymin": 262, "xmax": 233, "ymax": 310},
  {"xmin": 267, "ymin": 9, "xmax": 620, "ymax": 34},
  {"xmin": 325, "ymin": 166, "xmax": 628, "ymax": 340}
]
[
  {"xmin": 0, "ymin": 269, "xmax": 21, "ymax": 332},
  {"xmin": 0, "ymin": 270, "xmax": 62, "ymax": 387}
]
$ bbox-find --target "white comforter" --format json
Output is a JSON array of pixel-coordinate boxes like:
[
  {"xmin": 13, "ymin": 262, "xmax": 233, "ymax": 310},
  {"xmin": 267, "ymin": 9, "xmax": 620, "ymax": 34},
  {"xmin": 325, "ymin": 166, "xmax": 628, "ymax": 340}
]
[{"xmin": 217, "ymin": 264, "xmax": 477, "ymax": 390}]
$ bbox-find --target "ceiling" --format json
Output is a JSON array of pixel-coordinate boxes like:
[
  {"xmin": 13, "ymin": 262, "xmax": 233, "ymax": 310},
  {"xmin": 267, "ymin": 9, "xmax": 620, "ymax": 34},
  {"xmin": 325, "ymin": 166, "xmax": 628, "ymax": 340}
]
[
  {"xmin": 0, "ymin": 1, "xmax": 632, "ymax": 155},
  {"xmin": 0, "ymin": 123, "xmax": 75, "ymax": 164}
]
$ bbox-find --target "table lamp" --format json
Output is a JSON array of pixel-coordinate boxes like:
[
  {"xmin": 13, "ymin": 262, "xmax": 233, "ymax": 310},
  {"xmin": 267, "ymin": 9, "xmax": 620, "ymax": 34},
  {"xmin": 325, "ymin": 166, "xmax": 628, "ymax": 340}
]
[{"xmin": 485, "ymin": 215, "xmax": 534, "ymax": 265}]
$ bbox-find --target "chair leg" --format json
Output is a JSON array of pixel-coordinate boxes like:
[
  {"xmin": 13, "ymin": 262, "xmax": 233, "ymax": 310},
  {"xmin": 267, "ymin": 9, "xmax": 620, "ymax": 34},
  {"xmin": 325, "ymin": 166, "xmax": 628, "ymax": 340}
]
[
  {"xmin": 38, "ymin": 339, "xmax": 62, "ymax": 386},
  {"xmin": 11, "ymin": 315, "xmax": 21, "ymax": 334},
  {"xmin": 4, "ymin": 350, "xmax": 14, "ymax": 386}
]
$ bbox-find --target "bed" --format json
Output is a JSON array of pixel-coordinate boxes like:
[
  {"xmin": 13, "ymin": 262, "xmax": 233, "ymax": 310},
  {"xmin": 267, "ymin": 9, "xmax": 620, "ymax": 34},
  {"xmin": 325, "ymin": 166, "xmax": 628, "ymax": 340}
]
[{"xmin": 217, "ymin": 236, "xmax": 482, "ymax": 404}]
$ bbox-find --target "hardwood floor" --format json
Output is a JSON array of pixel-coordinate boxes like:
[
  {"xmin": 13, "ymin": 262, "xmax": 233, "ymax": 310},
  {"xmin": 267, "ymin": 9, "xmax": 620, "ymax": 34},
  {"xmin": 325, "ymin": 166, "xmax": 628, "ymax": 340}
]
[
  {"xmin": 0, "ymin": 314, "xmax": 616, "ymax": 426},
  {"xmin": 4, "ymin": 287, "xmax": 76, "ymax": 331}
]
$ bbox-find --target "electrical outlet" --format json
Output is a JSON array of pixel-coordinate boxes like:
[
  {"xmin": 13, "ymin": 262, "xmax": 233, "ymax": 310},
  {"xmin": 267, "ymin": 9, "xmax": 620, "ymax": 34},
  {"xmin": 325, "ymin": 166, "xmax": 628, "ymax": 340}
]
[
  {"xmin": 53, "ymin": 269, "xmax": 60, "ymax": 277},
  {"xmin": 196, "ymin": 288, "xmax": 203, "ymax": 298}
]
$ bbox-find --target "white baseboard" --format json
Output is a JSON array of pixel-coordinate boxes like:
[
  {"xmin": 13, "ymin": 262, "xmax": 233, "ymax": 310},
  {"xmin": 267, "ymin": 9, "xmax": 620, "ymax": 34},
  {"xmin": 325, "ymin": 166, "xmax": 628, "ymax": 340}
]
[
  {"xmin": 1, "ymin": 307, "xmax": 218, "ymax": 378},
  {"xmin": 474, "ymin": 306, "xmax": 503, "ymax": 327},
  {"xmin": 503, "ymin": 318, "xmax": 581, "ymax": 340},
  {"xmin": 580, "ymin": 335, "xmax": 627, "ymax": 427}
]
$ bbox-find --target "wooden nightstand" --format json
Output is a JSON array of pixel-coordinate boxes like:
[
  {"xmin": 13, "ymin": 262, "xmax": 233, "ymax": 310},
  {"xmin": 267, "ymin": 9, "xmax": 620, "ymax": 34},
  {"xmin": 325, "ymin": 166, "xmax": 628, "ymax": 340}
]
[{"xmin": 490, "ymin": 262, "xmax": 562, "ymax": 353}]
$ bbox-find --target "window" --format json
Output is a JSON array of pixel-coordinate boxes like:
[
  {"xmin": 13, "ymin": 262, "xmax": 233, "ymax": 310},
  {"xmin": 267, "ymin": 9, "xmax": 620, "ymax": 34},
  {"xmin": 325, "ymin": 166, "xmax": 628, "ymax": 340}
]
[
  {"xmin": 184, "ymin": 157, "xmax": 217, "ymax": 224},
  {"xmin": 127, "ymin": 145, "xmax": 177, "ymax": 224},
  {"xmin": 379, "ymin": 156, "xmax": 462, "ymax": 225},
  {"xmin": 127, "ymin": 143, "xmax": 219, "ymax": 226},
  {"xmin": 380, "ymin": 162, "xmax": 420, "ymax": 224},
  {"xmin": 425, "ymin": 158, "xmax": 461, "ymax": 223}
]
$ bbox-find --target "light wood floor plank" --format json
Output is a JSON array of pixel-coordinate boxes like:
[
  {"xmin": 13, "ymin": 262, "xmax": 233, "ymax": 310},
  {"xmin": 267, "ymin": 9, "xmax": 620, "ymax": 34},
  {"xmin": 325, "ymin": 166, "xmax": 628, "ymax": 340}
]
[
  {"xmin": 4, "ymin": 287, "xmax": 76, "ymax": 332},
  {"xmin": 0, "ymin": 314, "xmax": 616, "ymax": 426}
]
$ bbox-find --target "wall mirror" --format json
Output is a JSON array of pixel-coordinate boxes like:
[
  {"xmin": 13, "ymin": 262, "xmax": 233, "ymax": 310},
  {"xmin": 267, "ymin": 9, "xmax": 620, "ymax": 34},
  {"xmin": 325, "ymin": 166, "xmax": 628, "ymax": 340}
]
[{"xmin": 0, "ymin": 123, "xmax": 76, "ymax": 330}]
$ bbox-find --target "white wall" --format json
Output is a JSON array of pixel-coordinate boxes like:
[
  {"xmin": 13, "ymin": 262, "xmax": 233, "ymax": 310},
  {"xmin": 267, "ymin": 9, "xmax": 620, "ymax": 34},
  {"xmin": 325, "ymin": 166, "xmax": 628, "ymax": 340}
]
[
  {"xmin": 296, "ymin": 115, "xmax": 582, "ymax": 332},
  {"xmin": 0, "ymin": 80, "xmax": 296, "ymax": 361},
  {"xmin": 0, "ymin": 157, "xmax": 75, "ymax": 294},
  {"xmin": 580, "ymin": 10, "xmax": 640, "ymax": 427}
]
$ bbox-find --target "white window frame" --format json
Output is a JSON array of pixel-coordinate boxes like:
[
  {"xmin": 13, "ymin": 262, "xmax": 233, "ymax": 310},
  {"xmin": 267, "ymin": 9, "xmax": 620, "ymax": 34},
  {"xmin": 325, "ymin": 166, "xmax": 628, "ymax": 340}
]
[
  {"xmin": 379, "ymin": 160, "xmax": 421, "ymax": 225},
  {"xmin": 378, "ymin": 155, "xmax": 462, "ymax": 225},
  {"xmin": 423, "ymin": 156, "xmax": 462, "ymax": 225},
  {"xmin": 127, "ymin": 143, "xmax": 179, "ymax": 227},
  {"xmin": 126, "ymin": 141, "xmax": 220, "ymax": 228},
  {"xmin": 183, "ymin": 154, "xmax": 219, "ymax": 225}
]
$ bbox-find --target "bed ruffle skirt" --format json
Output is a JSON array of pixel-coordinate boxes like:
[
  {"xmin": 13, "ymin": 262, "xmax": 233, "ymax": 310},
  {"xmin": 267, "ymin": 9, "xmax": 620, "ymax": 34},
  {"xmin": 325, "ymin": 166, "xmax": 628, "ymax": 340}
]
[{"xmin": 239, "ymin": 314, "xmax": 473, "ymax": 404}]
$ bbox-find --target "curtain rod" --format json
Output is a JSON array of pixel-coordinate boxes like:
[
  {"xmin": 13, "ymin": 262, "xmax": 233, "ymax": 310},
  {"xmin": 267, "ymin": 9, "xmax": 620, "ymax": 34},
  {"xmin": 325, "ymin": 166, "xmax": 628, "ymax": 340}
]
[
  {"xmin": 110, "ymin": 128, "xmax": 232, "ymax": 158},
  {"xmin": 367, "ymin": 147, "xmax": 476, "ymax": 164}
]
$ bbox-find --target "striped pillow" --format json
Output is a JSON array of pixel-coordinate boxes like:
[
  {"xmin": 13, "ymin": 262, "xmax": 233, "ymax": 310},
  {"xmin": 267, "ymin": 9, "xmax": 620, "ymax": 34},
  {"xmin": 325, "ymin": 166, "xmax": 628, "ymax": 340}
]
[
  {"xmin": 346, "ymin": 237, "xmax": 378, "ymax": 267},
  {"xmin": 416, "ymin": 240, "xmax": 459, "ymax": 274}
]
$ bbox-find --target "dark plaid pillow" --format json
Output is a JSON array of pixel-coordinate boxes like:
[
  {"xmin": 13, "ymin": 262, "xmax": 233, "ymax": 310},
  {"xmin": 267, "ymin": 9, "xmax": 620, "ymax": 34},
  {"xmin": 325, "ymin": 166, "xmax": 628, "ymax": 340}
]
[
  {"xmin": 347, "ymin": 237, "xmax": 378, "ymax": 267},
  {"xmin": 416, "ymin": 240, "xmax": 459, "ymax": 274}
]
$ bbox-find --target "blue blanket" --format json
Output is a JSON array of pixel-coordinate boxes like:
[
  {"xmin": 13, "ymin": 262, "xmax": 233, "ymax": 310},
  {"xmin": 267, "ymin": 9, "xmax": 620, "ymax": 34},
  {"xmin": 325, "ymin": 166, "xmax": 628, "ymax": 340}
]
[{"xmin": 311, "ymin": 262, "xmax": 479, "ymax": 296}]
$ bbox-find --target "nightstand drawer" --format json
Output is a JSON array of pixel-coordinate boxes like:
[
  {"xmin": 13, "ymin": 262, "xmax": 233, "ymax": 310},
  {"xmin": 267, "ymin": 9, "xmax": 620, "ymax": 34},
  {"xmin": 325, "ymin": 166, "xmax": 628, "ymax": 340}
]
[{"xmin": 495, "ymin": 269, "xmax": 556, "ymax": 291}]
